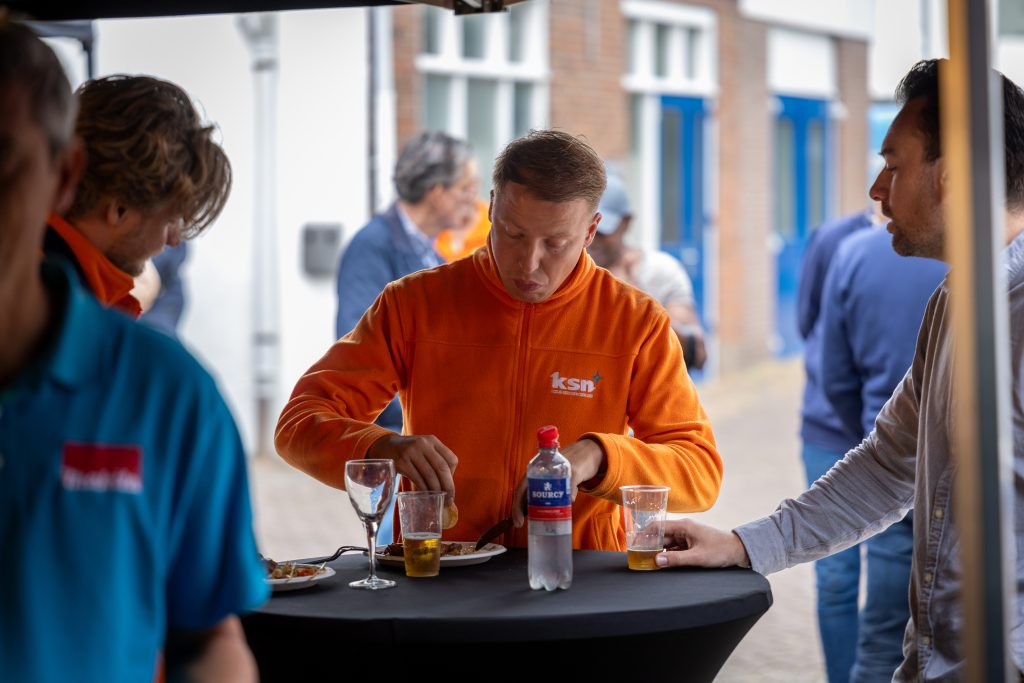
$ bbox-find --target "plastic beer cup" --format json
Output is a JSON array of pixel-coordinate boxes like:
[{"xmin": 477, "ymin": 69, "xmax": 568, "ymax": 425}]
[
  {"xmin": 397, "ymin": 491, "xmax": 445, "ymax": 577},
  {"xmin": 620, "ymin": 485, "xmax": 670, "ymax": 570}
]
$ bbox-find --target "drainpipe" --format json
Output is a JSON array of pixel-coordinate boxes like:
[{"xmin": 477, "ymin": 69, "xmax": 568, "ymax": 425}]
[
  {"xmin": 237, "ymin": 13, "xmax": 280, "ymax": 460},
  {"xmin": 370, "ymin": 6, "xmax": 397, "ymax": 215}
]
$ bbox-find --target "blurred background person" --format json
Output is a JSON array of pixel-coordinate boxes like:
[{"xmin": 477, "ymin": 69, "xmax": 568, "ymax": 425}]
[
  {"xmin": 334, "ymin": 129, "xmax": 477, "ymax": 542},
  {"xmin": 794, "ymin": 207, "xmax": 872, "ymax": 682},
  {"xmin": 139, "ymin": 243, "xmax": 190, "ymax": 338},
  {"xmin": 587, "ymin": 172, "xmax": 707, "ymax": 371},
  {"xmin": 435, "ymin": 197, "xmax": 490, "ymax": 262},
  {"xmin": 795, "ymin": 207, "xmax": 872, "ymax": 682},
  {"xmin": 43, "ymin": 75, "xmax": 229, "ymax": 319}
]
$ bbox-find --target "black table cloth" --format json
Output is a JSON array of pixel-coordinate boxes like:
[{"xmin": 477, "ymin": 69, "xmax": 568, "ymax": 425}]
[{"xmin": 243, "ymin": 549, "xmax": 772, "ymax": 680}]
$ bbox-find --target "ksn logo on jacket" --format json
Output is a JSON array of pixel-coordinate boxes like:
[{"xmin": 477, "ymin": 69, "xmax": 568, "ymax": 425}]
[{"xmin": 550, "ymin": 371, "xmax": 602, "ymax": 398}]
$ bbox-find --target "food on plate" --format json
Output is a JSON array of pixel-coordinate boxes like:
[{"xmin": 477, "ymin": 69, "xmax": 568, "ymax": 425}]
[
  {"xmin": 263, "ymin": 556, "xmax": 327, "ymax": 580},
  {"xmin": 381, "ymin": 541, "xmax": 481, "ymax": 558},
  {"xmin": 442, "ymin": 501, "xmax": 459, "ymax": 529}
]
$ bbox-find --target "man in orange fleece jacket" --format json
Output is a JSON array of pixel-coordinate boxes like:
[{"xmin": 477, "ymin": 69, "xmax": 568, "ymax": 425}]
[
  {"xmin": 276, "ymin": 130, "xmax": 722, "ymax": 551},
  {"xmin": 43, "ymin": 75, "xmax": 231, "ymax": 317}
]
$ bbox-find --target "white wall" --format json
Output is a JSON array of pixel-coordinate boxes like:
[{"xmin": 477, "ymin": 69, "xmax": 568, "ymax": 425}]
[
  {"xmin": 89, "ymin": 9, "xmax": 368, "ymax": 454},
  {"xmin": 870, "ymin": 0, "xmax": 1024, "ymax": 100},
  {"xmin": 740, "ymin": 0, "xmax": 874, "ymax": 41},
  {"xmin": 767, "ymin": 27, "xmax": 837, "ymax": 98},
  {"xmin": 997, "ymin": 38, "xmax": 1024, "ymax": 86}
]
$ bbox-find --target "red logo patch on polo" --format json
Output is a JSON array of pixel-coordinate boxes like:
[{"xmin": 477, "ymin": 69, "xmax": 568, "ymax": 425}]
[{"xmin": 61, "ymin": 442, "xmax": 143, "ymax": 493}]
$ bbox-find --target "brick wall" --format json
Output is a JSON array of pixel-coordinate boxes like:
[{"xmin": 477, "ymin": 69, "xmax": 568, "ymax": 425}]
[
  {"xmin": 704, "ymin": 2, "xmax": 775, "ymax": 371},
  {"xmin": 393, "ymin": 5, "xmax": 421, "ymax": 148},
  {"xmin": 548, "ymin": 0, "xmax": 629, "ymax": 161}
]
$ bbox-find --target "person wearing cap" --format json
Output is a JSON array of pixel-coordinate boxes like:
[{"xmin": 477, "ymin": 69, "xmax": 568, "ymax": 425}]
[
  {"xmin": 587, "ymin": 172, "xmax": 707, "ymax": 370},
  {"xmin": 276, "ymin": 130, "xmax": 721, "ymax": 551}
]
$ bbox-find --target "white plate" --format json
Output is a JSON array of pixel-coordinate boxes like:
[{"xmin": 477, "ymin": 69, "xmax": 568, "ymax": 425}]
[
  {"xmin": 377, "ymin": 542, "xmax": 507, "ymax": 568},
  {"xmin": 266, "ymin": 565, "xmax": 336, "ymax": 592}
]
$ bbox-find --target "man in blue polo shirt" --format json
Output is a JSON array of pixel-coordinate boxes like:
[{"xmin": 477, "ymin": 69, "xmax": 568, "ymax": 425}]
[{"xmin": 0, "ymin": 20, "xmax": 267, "ymax": 682}]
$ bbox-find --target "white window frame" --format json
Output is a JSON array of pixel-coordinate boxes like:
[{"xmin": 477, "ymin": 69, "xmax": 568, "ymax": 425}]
[
  {"xmin": 621, "ymin": 0, "xmax": 718, "ymax": 98},
  {"xmin": 416, "ymin": 1, "xmax": 550, "ymax": 144}
]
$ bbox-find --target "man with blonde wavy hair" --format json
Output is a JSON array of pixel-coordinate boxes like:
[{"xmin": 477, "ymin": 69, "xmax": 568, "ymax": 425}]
[{"xmin": 44, "ymin": 74, "xmax": 231, "ymax": 317}]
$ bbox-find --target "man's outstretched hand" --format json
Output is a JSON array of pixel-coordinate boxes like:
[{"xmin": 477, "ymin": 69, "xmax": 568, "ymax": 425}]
[{"xmin": 655, "ymin": 519, "xmax": 752, "ymax": 569}]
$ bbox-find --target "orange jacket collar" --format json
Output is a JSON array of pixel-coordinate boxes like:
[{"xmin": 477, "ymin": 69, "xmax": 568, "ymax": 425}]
[{"xmin": 47, "ymin": 213, "xmax": 142, "ymax": 318}]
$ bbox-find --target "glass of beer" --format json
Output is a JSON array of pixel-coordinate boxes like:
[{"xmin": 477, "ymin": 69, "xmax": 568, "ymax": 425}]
[
  {"xmin": 397, "ymin": 491, "xmax": 445, "ymax": 577},
  {"xmin": 620, "ymin": 485, "xmax": 670, "ymax": 570}
]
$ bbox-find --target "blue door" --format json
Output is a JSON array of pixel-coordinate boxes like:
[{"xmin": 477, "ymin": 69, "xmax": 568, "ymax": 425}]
[
  {"xmin": 659, "ymin": 95, "xmax": 707, "ymax": 325},
  {"xmin": 774, "ymin": 96, "xmax": 830, "ymax": 356}
]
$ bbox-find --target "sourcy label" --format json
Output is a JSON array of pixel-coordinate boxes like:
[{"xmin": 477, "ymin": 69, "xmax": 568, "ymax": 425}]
[{"xmin": 528, "ymin": 477, "xmax": 571, "ymax": 521}]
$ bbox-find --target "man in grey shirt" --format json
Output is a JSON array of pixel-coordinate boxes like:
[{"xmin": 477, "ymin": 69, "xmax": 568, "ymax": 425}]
[
  {"xmin": 587, "ymin": 172, "xmax": 707, "ymax": 370},
  {"xmin": 655, "ymin": 60, "xmax": 1024, "ymax": 681}
]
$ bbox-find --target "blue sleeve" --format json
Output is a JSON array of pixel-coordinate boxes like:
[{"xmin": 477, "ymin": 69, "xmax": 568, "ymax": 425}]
[
  {"xmin": 797, "ymin": 229, "xmax": 827, "ymax": 340},
  {"xmin": 819, "ymin": 248, "xmax": 865, "ymax": 440},
  {"xmin": 336, "ymin": 228, "xmax": 395, "ymax": 340},
  {"xmin": 335, "ymin": 225, "xmax": 404, "ymax": 430},
  {"xmin": 165, "ymin": 370, "xmax": 268, "ymax": 630}
]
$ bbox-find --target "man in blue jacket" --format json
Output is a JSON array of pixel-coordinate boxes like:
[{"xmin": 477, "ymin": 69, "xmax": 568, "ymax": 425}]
[{"xmin": 795, "ymin": 209, "xmax": 872, "ymax": 682}]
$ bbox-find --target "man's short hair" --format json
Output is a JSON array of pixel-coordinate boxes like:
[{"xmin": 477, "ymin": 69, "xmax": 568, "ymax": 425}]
[
  {"xmin": 393, "ymin": 130, "xmax": 472, "ymax": 203},
  {"xmin": 493, "ymin": 130, "xmax": 606, "ymax": 210},
  {"xmin": 0, "ymin": 19, "xmax": 76, "ymax": 155},
  {"xmin": 896, "ymin": 58, "xmax": 1024, "ymax": 208},
  {"xmin": 66, "ymin": 75, "xmax": 231, "ymax": 239}
]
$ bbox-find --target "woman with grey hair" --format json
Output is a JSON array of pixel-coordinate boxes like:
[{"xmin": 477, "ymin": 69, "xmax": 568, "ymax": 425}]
[{"xmin": 334, "ymin": 130, "xmax": 478, "ymax": 541}]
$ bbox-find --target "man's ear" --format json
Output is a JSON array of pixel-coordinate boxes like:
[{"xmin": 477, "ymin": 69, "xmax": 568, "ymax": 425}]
[
  {"xmin": 52, "ymin": 137, "xmax": 84, "ymax": 215},
  {"xmin": 425, "ymin": 183, "xmax": 446, "ymax": 207},
  {"xmin": 105, "ymin": 199, "xmax": 130, "ymax": 228},
  {"xmin": 488, "ymin": 190, "xmax": 494, "ymax": 223},
  {"xmin": 584, "ymin": 212, "xmax": 601, "ymax": 248},
  {"xmin": 935, "ymin": 158, "xmax": 947, "ymax": 201}
]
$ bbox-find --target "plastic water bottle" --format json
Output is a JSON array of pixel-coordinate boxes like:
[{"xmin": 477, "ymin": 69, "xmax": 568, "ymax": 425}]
[{"xmin": 527, "ymin": 425, "xmax": 573, "ymax": 591}]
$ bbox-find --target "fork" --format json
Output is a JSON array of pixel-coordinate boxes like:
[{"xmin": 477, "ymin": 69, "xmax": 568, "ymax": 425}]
[{"xmin": 296, "ymin": 545, "xmax": 367, "ymax": 565}]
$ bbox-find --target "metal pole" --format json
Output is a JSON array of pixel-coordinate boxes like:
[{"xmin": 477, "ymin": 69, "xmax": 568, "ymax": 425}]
[
  {"xmin": 943, "ymin": 1, "xmax": 1015, "ymax": 680},
  {"xmin": 367, "ymin": 8, "xmax": 377, "ymax": 217},
  {"xmin": 238, "ymin": 13, "xmax": 280, "ymax": 460},
  {"xmin": 371, "ymin": 6, "xmax": 396, "ymax": 215}
]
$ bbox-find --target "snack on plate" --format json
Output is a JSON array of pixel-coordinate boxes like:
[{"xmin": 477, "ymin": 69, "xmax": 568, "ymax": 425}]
[
  {"xmin": 442, "ymin": 501, "xmax": 459, "ymax": 530},
  {"xmin": 381, "ymin": 541, "xmax": 479, "ymax": 558},
  {"xmin": 440, "ymin": 541, "xmax": 476, "ymax": 556},
  {"xmin": 263, "ymin": 556, "xmax": 327, "ymax": 580}
]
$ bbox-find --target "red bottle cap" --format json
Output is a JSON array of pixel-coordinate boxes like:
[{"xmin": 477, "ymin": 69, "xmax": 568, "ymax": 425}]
[{"xmin": 537, "ymin": 425, "xmax": 560, "ymax": 448}]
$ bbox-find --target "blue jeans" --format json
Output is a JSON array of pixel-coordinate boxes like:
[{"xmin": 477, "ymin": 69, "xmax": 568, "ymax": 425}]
[{"xmin": 802, "ymin": 443, "xmax": 913, "ymax": 683}]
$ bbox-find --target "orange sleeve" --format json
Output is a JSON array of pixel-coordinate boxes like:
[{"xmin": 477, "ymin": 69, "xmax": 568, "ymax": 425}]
[
  {"xmin": 581, "ymin": 310, "xmax": 722, "ymax": 512},
  {"xmin": 274, "ymin": 285, "xmax": 407, "ymax": 489}
]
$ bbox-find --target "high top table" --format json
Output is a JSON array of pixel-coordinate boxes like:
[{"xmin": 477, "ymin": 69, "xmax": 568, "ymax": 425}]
[{"xmin": 243, "ymin": 549, "xmax": 772, "ymax": 680}]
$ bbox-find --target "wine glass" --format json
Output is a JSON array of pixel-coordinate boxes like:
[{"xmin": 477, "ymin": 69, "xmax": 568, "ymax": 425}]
[{"xmin": 345, "ymin": 459, "xmax": 397, "ymax": 590}]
